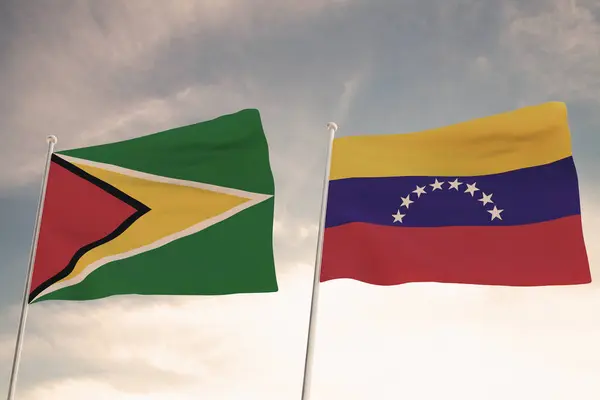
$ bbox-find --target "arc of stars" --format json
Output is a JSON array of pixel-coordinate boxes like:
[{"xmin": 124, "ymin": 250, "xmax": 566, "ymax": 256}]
[{"xmin": 391, "ymin": 178, "xmax": 505, "ymax": 223}]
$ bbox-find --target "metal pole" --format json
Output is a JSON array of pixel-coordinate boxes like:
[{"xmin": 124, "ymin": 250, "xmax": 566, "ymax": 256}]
[
  {"xmin": 6, "ymin": 135, "xmax": 58, "ymax": 400},
  {"xmin": 300, "ymin": 122, "xmax": 338, "ymax": 400}
]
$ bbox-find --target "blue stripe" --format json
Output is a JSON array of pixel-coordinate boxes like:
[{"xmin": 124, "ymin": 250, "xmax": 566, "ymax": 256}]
[{"xmin": 325, "ymin": 157, "xmax": 581, "ymax": 228}]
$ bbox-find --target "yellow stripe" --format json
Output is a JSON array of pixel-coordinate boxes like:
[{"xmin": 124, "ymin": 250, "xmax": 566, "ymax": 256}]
[
  {"xmin": 330, "ymin": 102, "xmax": 573, "ymax": 180},
  {"xmin": 60, "ymin": 164, "xmax": 250, "ymax": 283}
]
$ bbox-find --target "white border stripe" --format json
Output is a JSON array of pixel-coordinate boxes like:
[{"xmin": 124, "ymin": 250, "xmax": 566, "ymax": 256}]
[
  {"xmin": 59, "ymin": 155, "xmax": 272, "ymax": 201},
  {"xmin": 34, "ymin": 155, "xmax": 273, "ymax": 301}
]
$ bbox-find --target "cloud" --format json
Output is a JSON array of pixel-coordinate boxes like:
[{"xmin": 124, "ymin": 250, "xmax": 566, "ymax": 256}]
[
  {"xmin": 0, "ymin": 0, "xmax": 358, "ymax": 191},
  {"xmin": 500, "ymin": 0, "xmax": 600, "ymax": 103},
  {"xmin": 331, "ymin": 70, "xmax": 369, "ymax": 127},
  {"xmin": 0, "ymin": 262, "xmax": 314, "ymax": 399},
  {"xmin": 22, "ymin": 380, "xmax": 195, "ymax": 400}
]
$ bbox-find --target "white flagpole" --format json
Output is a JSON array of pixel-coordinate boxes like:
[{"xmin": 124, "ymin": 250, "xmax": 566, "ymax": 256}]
[
  {"xmin": 6, "ymin": 135, "xmax": 58, "ymax": 400},
  {"xmin": 300, "ymin": 122, "xmax": 338, "ymax": 400}
]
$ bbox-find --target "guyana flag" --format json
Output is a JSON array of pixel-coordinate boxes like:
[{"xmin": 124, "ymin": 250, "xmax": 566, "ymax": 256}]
[{"xmin": 29, "ymin": 109, "xmax": 278, "ymax": 303}]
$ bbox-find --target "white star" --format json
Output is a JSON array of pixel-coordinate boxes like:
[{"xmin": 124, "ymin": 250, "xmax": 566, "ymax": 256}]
[
  {"xmin": 448, "ymin": 178, "xmax": 462, "ymax": 190},
  {"xmin": 412, "ymin": 185, "xmax": 427, "ymax": 198},
  {"xmin": 464, "ymin": 182, "xmax": 480, "ymax": 197},
  {"xmin": 478, "ymin": 192, "xmax": 494, "ymax": 206},
  {"xmin": 430, "ymin": 179, "xmax": 444, "ymax": 191},
  {"xmin": 487, "ymin": 205, "xmax": 503, "ymax": 221},
  {"xmin": 400, "ymin": 195, "xmax": 414, "ymax": 209},
  {"xmin": 392, "ymin": 210, "xmax": 406, "ymax": 223}
]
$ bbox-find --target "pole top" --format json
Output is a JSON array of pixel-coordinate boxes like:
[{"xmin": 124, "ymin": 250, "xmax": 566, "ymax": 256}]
[
  {"xmin": 46, "ymin": 135, "xmax": 58, "ymax": 145},
  {"xmin": 326, "ymin": 122, "xmax": 338, "ymax": 133}
]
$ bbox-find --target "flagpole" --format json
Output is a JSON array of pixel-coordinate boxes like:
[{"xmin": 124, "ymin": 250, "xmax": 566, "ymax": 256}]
[
  {"xmin": 6, "ymin": 135, "xmax": 58, "ymax": 400},
  {"xmin": 300, "ymin": 122, "xmax": 338, "ymax": 400}
]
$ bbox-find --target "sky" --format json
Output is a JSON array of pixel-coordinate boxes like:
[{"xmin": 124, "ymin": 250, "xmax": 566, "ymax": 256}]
[{"xmin": 0, "ymin": 0, "xmax": 600, "ymax": 399}]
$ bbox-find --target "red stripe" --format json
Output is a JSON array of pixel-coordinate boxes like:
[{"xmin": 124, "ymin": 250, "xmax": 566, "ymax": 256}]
[{"xmin": 321, "ymin": 216, "xmax": 591, "ymax": 286}]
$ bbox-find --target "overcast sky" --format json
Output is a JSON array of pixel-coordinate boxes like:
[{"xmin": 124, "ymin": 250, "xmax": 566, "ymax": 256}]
[{"xmin": 1, "ymin": 0, "xmax": 600, "ymax": 399}]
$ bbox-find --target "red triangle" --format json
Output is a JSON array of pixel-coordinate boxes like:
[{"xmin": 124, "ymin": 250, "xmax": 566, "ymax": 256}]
[{"xmin": 30, "ymin": 155, "xmax": 149, "ymax": 301}]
